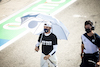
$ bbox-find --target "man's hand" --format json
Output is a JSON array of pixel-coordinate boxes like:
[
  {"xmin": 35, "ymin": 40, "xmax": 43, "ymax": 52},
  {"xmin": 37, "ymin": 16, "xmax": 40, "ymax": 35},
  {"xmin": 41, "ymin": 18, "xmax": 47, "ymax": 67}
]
[
  {"xmin": 81, "ymin": 55, "xmax": 83, "ymax": 59},
  {"xmin": 35, "ymin": 47, "xmax": 39, "ymax": 52},
  {"xmin": 97, "ymin": 61, "xmax": 100, "ymax": 66},
  {"xmin": 81, "ymin": 53, "xmax": 84, "ymax": 59},
  {"xmin": 97, "ymin": 48, "xmax": 100, "ymax": 66},
  {"xmin": 44, "ymin": 55, "xmax": 50, "ymax": 60}
]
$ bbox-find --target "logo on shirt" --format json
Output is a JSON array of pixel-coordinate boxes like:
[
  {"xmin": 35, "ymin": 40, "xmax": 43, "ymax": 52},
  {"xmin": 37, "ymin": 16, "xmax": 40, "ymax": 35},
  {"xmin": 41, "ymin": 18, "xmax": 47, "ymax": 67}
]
[
  {"xmin": 42, "ymin": 41, "xmax": 52, "ymax": 46},
  {"xmin": 92, "ymin": 39, "xmax": 95, "ymax": 42}
]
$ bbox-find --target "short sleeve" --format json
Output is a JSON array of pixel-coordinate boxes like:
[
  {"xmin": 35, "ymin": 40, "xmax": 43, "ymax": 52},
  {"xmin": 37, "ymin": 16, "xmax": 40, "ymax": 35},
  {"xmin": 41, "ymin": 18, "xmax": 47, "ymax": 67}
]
[
  {"xmin": 82, "ymin": 41, "xmax": 83, "ymax": 44},
  {"xmin": 52, "ymin": 35, "xmax": 57, "ymax": 45},
  {"xmin": 95, "ymin": 34, "xmax": 100, "ymax": 48},
  {"xmin": 81, "ymin": 35, "xmax": 83, "ymax": 44},
  {"xmin": 38, "ymin": 34, "xmax": 42, "ymax": 42}
]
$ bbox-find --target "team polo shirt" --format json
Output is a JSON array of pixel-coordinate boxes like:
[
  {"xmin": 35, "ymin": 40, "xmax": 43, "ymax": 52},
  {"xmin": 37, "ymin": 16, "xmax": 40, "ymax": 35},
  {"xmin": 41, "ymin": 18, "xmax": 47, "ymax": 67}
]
[
  {"xmin": 38, "ymin": 33, "xmax": 57, "ymax": 55},
  {"xmin": 81, "ymin": 33, "xmax": 100, "ymax": 53}
]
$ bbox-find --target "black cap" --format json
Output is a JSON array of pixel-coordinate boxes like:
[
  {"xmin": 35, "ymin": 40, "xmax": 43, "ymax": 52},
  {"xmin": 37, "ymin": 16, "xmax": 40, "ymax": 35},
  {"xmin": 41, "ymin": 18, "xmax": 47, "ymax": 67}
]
[{"xmin": 85, "ymin": 20, "xmax": 93, "ymax": 26}]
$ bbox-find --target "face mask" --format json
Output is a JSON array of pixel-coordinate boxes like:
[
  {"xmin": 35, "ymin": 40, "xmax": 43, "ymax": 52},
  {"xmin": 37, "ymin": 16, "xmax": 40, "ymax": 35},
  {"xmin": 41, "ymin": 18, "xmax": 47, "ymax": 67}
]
[
  {"xmin": 44, "ymin": 29, "xmax": 49, "ymax": 33},
  {"xmin": 85, "ymin": 28, "xmax": 91, "ymax": 33}
]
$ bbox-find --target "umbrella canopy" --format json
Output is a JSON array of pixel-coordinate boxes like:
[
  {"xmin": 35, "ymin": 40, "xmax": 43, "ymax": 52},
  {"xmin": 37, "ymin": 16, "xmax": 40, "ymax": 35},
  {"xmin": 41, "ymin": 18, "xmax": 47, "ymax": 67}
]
[{"xmin": 21, "ymin": 13, "xmax": 69, "ymax": 40}]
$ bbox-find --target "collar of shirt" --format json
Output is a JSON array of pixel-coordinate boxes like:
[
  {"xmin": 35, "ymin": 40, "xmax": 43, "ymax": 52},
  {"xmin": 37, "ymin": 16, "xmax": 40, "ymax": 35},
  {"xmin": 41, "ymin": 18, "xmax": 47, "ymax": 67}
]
[{"xmin": 44, "ymin": 32, "xmax": 51, "ymax": 36}]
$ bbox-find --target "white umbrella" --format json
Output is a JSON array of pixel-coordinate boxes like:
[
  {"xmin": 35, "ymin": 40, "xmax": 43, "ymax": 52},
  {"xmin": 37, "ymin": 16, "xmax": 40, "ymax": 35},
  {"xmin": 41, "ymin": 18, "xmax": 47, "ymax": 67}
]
[{"xmin": 21, "ymin": 13, "xmax": 69, "ymax": 40}]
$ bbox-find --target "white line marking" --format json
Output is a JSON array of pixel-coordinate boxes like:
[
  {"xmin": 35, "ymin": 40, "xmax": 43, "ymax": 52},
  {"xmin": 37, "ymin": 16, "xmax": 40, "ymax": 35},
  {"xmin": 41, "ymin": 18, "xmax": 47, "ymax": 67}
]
[
  {"xmin": 0, "ymin": 0, "xmax": 77, "ymax": 51},
  {"xmin": 73, "ymin": 14, "xmax": 86, "ymax": 18},
  {"xmin": 15, "ymin": 17, "xmax": 21, "ymax": 22},
  {"xmin": 36, "ymin": 6, "xmax": 55, "ymax": 9},
  {"xmin": 32, "ymin": 8, "xmax": 50, "ymax": 12},
  {"xmin": 3, "ymin": 23, "xmax": 22, "ymax": 30},
  {"xmin": 46, "ymin": 0, "xmax": 66, "ymax": 3},
  {"xmin": 23, "ymin": 12, "xmax": 47, "ymax": 16},
  {"xmin": 39, "ymin": 3, "xmax": 59, "ymax": 6}
]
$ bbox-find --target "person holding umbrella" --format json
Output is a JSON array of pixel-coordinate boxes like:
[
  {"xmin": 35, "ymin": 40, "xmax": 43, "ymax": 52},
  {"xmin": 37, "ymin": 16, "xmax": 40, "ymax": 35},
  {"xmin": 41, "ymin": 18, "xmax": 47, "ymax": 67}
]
[
  {"xmin": 80, "ymin": 20, "xmax": 100, "ymax": 67},
  {"xmin": 21, "ymin": 13, "xmax": 69, "ymax": 67},
  {"xmin": 35, "ymin": 21, "xmax": 58, "ymax": 67}
]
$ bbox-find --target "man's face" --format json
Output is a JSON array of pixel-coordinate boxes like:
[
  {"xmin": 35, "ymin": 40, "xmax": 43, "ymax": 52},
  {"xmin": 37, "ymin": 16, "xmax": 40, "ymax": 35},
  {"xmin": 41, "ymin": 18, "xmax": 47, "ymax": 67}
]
[
  {"xmin": 85, "ymin": 24, "xmax": 92, "ymax": 33},
  {"xmin": 85, "ymin": 24, "xmax": 92, "ymax": 29},
  {"xmin": 44, "ymin": 26, "xmax": 51, "ymax": 33}
]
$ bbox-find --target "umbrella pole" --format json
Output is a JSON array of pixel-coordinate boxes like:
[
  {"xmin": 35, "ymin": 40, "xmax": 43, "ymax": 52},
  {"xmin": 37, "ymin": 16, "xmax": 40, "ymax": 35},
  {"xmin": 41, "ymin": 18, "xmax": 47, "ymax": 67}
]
[
  {"xmin": 40, "ymin": 32, "xmax": 44, "ymax": 43},
  {"xmin": 48, "ymin": 59, "xmax": 56, "ymax": 67}
]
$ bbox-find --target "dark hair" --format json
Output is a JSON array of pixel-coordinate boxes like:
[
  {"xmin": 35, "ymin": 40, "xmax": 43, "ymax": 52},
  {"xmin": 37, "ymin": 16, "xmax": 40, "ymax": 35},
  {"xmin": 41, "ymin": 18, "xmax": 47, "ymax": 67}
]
[
  {"xmin": 85, "ymin": 20, "xmax": 93, "ymax": 26},
  {"xmin": 44, "ymin": 24, "xmax": 47, "ymax": 25}
]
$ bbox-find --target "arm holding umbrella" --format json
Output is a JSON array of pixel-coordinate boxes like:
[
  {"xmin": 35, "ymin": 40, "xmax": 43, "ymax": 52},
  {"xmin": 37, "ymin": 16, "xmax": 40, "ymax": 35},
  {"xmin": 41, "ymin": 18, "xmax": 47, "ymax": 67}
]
[
  {"xmin": 21, "ymin": 13, "xmax": 69, "ymax": 67},
  {"xmin": 35, "ymin": 42, "xmax": 40, "ymax": 52},
  {"xmin": 35, "ymin": 33, "xmax": 44, "ymax": 52}
]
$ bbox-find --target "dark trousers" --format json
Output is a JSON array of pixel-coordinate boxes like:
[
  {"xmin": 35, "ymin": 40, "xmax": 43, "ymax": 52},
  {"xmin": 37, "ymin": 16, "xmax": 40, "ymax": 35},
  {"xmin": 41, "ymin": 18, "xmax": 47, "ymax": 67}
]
[{"xmin": 80, "ymin": 52, "xmax": 99, "ymax": 67}]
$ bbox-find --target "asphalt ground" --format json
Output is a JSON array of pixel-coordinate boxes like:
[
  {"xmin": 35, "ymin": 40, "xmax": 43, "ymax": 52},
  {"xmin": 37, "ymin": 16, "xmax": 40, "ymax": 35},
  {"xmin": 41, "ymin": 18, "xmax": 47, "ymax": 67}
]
[{"xmin": 0, "ymin": 0, "xmax": 100, "ymax": 67}]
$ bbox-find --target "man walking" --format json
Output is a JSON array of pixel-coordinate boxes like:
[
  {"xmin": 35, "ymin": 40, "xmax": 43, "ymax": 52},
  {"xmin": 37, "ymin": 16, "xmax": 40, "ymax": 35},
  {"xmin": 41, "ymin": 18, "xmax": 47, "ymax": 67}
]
[
  {"xmin": 35, "ymin": 21, "xmax": 58, "ymax": 67},
  {"xmin": 80, "ymin": 20, "xmax": 100, "ymax": 67}
]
